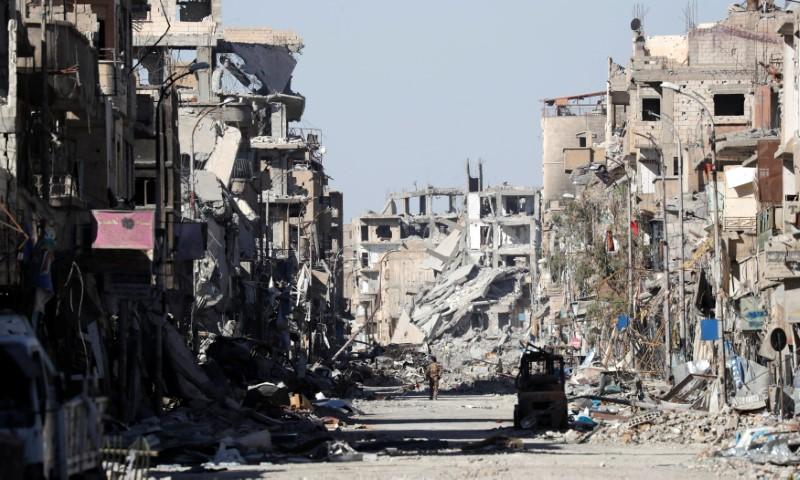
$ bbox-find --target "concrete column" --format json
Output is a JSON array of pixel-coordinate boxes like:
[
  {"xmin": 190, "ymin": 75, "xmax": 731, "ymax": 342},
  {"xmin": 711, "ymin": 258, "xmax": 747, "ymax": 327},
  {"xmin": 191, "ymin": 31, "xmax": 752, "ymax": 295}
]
[
  {"xmin": 270, "ymin": 103, "xmax": 287, "ymax": 139},
  {"xmin": 492, "ymin": 224, "xmax": 500, "ymax": 268},
  {"xmin": 196, "ymin": 46, "xmax": 213, "ymax": 102},
  {"xmin": 448, "ymin": 195, "xmax": 456, "ymax": 213},
  {"xmin": 487, "ymin": 311, "xmax": 499, "ymax": 332}
]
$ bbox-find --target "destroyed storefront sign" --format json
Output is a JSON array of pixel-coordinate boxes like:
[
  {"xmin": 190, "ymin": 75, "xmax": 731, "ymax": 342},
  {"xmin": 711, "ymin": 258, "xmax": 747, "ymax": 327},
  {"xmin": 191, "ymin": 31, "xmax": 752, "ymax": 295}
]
[
  {"xmin": 736, "ymin": 295, "xmax": 767, "ymax": 331},
  {"xmin": 763, "ymin": 249, "xmax": 800, "ymax": 280},
  {"xmin": 700, "ymin": 319, "xmax": 720, "ymax": 341},
  {"xmin": 92, "ymin": 210, "xmax": 155, "ymax": 250},
  {"xmin": 731, "ymin": 393, "xmax": 768, "ymax": 412}
]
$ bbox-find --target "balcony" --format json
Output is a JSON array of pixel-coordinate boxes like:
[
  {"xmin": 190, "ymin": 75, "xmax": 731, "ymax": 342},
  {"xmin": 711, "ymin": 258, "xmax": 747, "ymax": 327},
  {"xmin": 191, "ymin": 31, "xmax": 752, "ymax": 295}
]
[
  {"xmin": 98, "ymin": 49, "xmax": 129, "ymax": 113},
  {"xmin": 24, "ymin": 21, "xmax": 99, "ymax": 112},
  {"xmin": 34, "ymin": 174, "xmax": 85, "ymax": 208}
]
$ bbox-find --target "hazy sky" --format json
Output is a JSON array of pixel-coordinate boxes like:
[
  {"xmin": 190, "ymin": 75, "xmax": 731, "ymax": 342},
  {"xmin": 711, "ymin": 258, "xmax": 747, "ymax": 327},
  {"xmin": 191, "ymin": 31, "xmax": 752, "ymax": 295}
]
[{"xmin": 224, "ymin": 0, "xmax": 737, "ymax": 220}]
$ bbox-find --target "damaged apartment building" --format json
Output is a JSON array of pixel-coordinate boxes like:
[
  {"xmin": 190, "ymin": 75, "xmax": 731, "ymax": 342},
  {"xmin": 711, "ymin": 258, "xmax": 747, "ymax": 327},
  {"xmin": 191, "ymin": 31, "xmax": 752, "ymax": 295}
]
[
  {"xmin": 0, "ymin": 0, "xmax": 159, "ymax": 422},
  {"xmin": 0, "ymin": 0, "xmax": 344, "ymax": 428},
  {"xmin": 132, "ymin": 0, "xmax": 345, "ymax": 362},
  {"xmin": 539, "ymin": 0, "xmax": 800, "ymax": 410},
  {"xmin": 345, "ymin": 163, "xmax": 541, "ymax": 347}
]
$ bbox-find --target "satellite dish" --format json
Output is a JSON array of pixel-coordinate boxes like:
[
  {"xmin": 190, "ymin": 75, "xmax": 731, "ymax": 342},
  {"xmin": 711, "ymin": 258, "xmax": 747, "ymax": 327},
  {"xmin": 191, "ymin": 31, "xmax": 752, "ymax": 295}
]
[{"xmin": 631, "ymin": 18, "xmax": 642, "ymax": 31}]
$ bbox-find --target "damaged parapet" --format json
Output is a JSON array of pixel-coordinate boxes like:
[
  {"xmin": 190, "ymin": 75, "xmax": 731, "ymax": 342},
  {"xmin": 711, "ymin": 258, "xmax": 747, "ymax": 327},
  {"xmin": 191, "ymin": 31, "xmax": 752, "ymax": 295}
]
[{"xmin": 345, "ymin": 162, "xmax": 541, "ymax": 347}]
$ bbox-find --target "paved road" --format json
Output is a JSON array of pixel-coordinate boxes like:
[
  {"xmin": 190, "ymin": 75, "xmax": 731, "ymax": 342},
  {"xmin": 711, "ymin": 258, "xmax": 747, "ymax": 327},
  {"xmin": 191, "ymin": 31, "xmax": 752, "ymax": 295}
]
[{"xmin": 156, "ymin": 393, "xmax": 720, "ymax": 479}]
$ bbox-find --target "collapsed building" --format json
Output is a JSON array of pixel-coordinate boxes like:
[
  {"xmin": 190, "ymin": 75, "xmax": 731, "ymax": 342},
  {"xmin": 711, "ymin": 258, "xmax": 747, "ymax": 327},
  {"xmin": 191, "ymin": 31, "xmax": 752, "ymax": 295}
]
[
  {"xmin": 345, "ymin": 185, "xmax": 465, "ymax": 345},
  {"xmin": 0, "ymin": 0, "xmax": 345, "ymax": 434},
  {"xmin": 539, "ymin": 0, "xmax": 800, "ymax": 413},
  {"xmin": 345, "ymin": 163, "xmax": 541, "ymax": 349}
]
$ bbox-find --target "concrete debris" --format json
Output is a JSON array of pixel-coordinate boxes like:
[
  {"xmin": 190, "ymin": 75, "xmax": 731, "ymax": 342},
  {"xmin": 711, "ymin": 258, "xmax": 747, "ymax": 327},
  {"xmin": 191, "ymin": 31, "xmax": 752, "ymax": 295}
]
[{"xmin": 8, "ymin": 0, "xmax": 800, "ymax": 476}]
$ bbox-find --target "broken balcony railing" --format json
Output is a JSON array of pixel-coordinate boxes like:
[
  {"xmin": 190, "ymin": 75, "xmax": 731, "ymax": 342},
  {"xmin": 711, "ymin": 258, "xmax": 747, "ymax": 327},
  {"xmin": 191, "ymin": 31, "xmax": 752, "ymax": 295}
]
[
  {"xmin": 288, "ymin": 127, "xmax": 322, "ymax": 147},
  {"xmin": 34, "ymin": 174, "xmax": 82, "ymax": 204}
]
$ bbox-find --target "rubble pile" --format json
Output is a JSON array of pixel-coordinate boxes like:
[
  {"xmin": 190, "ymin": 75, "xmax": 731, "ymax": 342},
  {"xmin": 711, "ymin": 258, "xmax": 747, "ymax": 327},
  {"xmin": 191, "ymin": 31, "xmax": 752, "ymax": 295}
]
[
  {"xmin": 584, "ymin": 409, "xmax": 773, "ymax": 446},
  {"xmin": 411, "ymin": 261, "xmax": 526, "ymax": 340},
  {"xmin": 431, "ymin": 328, "xmax": 523, "ymax": 393},
  {"xmin": 344, "ymin": 349, "xmax": 428, "ymax": 395}
]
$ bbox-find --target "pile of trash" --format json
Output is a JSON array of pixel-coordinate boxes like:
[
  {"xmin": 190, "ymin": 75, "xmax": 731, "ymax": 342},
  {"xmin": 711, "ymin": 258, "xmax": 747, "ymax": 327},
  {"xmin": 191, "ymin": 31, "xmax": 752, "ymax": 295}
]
[
  {"xmin": 692, "ymin": 421, "xmax": 800, "ymax": 479},
  {"xmin": 715, "ymin": 422, "xmax": 800, "ymax": 465}
]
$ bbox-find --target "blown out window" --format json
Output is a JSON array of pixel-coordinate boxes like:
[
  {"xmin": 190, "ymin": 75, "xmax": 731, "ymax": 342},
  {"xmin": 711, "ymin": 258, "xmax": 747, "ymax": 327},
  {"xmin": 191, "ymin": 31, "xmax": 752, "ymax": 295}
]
[
  {"xmin": 714, "ymin": 94, "xmax": 745, "ymax": 116},
  {"xmin": 642, "ymin": 98, "xmax": 661, "ymax": 121}
]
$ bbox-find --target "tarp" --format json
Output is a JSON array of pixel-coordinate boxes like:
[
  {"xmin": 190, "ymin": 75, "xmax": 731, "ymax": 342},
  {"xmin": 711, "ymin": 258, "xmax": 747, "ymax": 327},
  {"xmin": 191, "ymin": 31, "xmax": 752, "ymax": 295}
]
[
  {"xmin": 92, "ymin": 210, "xmax": 154, "ymax": 250},
  {"xmin": 700, "ymin": 319, "xmax": 720, "ymax": 341},
  {"xmin": 175, "ymin": 222, "xmax": 207, "ymax": 261},
  {"xmin": 214, "ymin": 42, "xmax": 298, "ymax": 95}
]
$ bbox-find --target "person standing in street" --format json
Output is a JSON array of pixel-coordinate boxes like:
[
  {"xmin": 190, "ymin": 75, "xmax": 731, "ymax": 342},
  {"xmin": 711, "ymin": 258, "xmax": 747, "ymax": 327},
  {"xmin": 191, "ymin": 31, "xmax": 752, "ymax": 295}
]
[{"xmin": 426, "ymin": 356, "xmax": 442, "ymax": 400}]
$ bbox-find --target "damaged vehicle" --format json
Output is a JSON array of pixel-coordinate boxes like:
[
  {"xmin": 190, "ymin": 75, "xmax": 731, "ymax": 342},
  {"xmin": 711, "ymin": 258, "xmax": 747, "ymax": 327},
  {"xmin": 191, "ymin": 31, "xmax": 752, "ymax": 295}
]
[
  {"xmin": 513, "ymin": 344, "xmax": 568, "ymax": 430},
  {"xmin": 0, "ymin": 315, "xmax": 105, "ymax": 479}
]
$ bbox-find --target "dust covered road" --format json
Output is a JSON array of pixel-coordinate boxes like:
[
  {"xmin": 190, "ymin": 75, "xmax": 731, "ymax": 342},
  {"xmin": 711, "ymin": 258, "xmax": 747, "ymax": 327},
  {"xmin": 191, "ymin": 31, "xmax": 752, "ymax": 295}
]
[{"xmin": 156, "ymin": 393, "xmax": 720, "ymax": 479}]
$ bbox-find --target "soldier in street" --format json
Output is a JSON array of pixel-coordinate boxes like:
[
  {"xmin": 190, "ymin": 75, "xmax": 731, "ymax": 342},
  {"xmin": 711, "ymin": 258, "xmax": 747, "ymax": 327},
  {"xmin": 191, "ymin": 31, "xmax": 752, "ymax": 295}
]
[{"xmin": 425, "ymin": 355, "xmax": 442, "ymax": 400}]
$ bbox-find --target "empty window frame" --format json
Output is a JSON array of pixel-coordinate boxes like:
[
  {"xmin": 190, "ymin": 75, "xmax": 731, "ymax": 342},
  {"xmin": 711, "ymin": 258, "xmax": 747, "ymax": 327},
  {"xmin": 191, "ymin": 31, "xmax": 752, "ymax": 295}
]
[
  {"xmin": 176, "ymin": 0, "xmax": 212, "ymax": 22},
  {"xmin": 375, "ymin": 225, "xmax": 392, "ymax": 241},
  {"xmin": 641, "ymin": 98, "xmax": 661, "ymax": 121},
  {"xmin": 134, "ymin": 177, "xmax": 156, "ymax": 206},
  {"xmin": 713, "ymin": 94, "xmax": 745, "ymax": 116},
  {"xmin": 360, "ymin": 225, "xmax": 369, "ymax": 242}
]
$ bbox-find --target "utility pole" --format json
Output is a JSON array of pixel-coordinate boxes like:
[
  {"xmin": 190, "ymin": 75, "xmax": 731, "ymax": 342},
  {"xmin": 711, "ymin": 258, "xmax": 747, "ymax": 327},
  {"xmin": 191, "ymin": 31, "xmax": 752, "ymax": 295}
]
[
  {"xmin": 710, "ymin": 136, "xmax": 727, "ymax": 401},
  {"xmin": 677, "ymin": 137, "xmax": 687, "ymax": 359},
  {"xmin": 645, "ymin": 110, "xmax": 672, "ymax": 380},
  {"xmin": 627, "ymin": 167, "xmax": 634, "ymax": 318},
  {"xmin": 660, "ymin": 147, "xmax": 671, "ymax": 381},
  {"xmin": 653, "ymin": 110, "xmax": 688, "ymax": 359},
  {"xmin": 661, "ymin": 82, "xmax": 726, "ymax": 400}
]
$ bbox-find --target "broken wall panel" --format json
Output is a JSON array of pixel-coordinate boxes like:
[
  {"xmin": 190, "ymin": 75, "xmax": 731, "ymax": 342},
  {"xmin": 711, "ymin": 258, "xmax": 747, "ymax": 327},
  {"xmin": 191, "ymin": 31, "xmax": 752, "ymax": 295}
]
[{"xmin": 757, "ymin": 139, "xmax": 782, "ymax": 204}]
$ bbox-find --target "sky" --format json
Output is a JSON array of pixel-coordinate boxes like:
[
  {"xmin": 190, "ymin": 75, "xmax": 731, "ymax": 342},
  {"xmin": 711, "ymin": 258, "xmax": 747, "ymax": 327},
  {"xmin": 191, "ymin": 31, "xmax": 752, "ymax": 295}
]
[{"xmin": 224, "ymin": 0, "xmax": 737, "ymax": 221}]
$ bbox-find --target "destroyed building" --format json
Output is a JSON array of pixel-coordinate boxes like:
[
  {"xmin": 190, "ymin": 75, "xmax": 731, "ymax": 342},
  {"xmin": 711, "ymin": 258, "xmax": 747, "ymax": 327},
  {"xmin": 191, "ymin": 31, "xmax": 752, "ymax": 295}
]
[
  {"xmin": 0, "ymin": 0, "xmax": 346, "ymax": 438},
  {"xmin": 538, "ymin": 0, "xmax": 800, "ymax": 413},
  {"xmin": 346, "ymin": 186, "xmax": 464, "ymax": 345},
  {"xmin": 346, "ymin": 163, "xmax": 541, "ymax": 347},
  {"xmin": 132, "ymin": 0, "xmax": 345, "ymax": 358}
]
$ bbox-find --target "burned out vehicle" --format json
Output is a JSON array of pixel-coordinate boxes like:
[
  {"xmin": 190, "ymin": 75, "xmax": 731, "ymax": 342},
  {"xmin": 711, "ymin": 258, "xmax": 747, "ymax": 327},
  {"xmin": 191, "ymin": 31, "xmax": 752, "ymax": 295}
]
[
  {"xmin": 513, "ymin": 344, "xmax": 568, "ymax": 429},
  {"xmin": 0, "ymin": 315, "xmax": 105, "ymax": 479}
]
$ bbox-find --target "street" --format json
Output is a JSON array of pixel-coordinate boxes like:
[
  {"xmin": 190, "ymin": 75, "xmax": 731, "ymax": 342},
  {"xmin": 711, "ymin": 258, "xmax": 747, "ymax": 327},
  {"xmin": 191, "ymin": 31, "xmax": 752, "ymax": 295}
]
[{"xmin": 153, "ymin": 393, "xmax": 720, "ymax": 480}]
